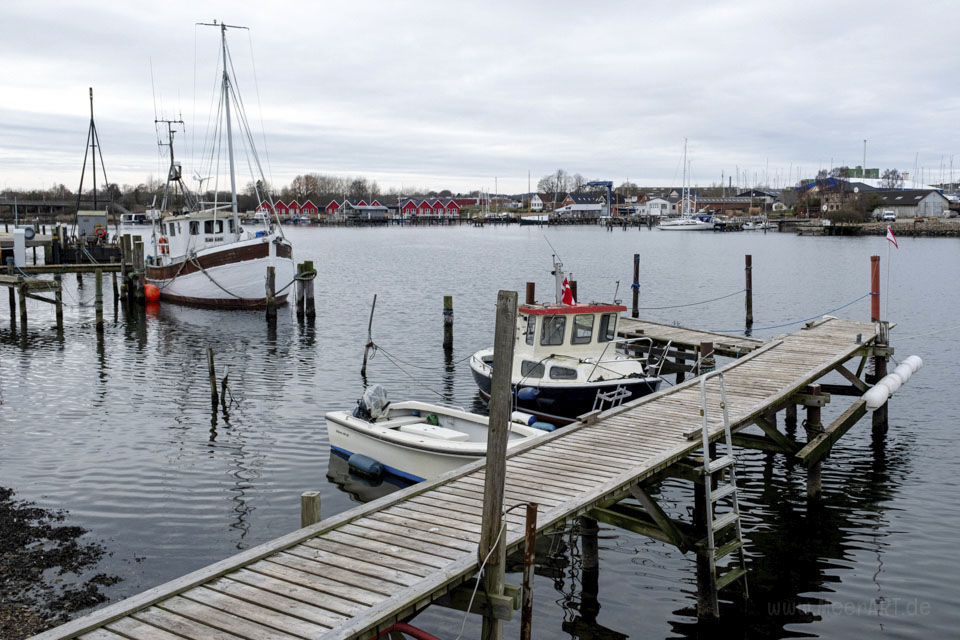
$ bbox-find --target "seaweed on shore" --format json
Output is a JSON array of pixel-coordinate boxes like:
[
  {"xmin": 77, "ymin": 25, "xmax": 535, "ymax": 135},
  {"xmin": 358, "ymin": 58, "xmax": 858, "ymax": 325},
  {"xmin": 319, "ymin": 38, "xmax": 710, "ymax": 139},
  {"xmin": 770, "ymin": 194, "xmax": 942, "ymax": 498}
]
[{"xmin": 0, "ymin": 487, "xmax": 121, "ymax": 640}]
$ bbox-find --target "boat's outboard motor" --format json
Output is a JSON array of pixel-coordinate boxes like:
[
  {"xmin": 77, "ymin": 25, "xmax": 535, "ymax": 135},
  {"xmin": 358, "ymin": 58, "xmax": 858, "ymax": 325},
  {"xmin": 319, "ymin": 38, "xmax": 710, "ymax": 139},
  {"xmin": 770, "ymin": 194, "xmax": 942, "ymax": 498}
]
[{"xmin": 354, "ymin": 384, "xmax": 390, "ymax": 421}]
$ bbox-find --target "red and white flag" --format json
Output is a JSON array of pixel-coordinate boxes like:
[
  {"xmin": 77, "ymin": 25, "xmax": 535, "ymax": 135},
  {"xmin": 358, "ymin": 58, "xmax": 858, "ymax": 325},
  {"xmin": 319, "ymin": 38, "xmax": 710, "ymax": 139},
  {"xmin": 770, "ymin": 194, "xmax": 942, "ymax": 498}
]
[
  {"xmin": 561, "ymin": 278, "xmax": 575, "ymax": 305},
  {"xmin": 886, "ymin": 225, "xmax": 898, "ymax": 249}
]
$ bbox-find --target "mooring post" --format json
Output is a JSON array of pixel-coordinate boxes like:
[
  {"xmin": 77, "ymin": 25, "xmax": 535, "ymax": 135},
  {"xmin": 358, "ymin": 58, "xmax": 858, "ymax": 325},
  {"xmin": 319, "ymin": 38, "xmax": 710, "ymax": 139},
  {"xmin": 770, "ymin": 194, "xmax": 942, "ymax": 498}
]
[
  {"xmin": 17, "ymin": 276, "xmax": 28, "ymax": 330},
  {"xmin": 699, "ymin": 341, "xmax": 715, "ymax": 374},
  {"xmin": 632, "ymin": 253, "xmax": 640, "ymax": 318},
  {"xmin": 95, "ymin": 269, "xmax": 104, "ymax": 333},
  {"xmin": 300, "ymin": 491, "xmax": 322, "ymax": 528},
  {"xmin": 295, "ymin": 263, "xmax": 305, "ymax": 322},
  {"xmin": 52, "ymin": 226, "xmax": 60, "ymax": 264},
  {"xmin": 525, "ymin": 282, "xmax": 535, "ymax": 305},
  {"xmin": 361, "ymin": 294, "xmax": 377, "ymax": 376},
  {"xmin": 579, "ymin": 515, "xmax": 601, "ymax": 623},
  {"xmin": 521, "ymin": 502, "xmax": 539, "ymax": 640},
  {"xmin": 54, "ymin": 275, "xmax": 63, "ymax": 332},
  {"xmin": 870, "ymin": 255, "xmax": 880, "ymax": 322},
  {"xmin": 443, "ymin": 295, "xmax": 454, "ymax": 350},
  {"xmin": 133, "ymin": 239, "xmax": 145, "ymax": 304},
  {"xmin": 785, "ymin": 403, "xmax": 797, "ymax": 437},
  {"xmin": 693, "ymin": 478, "xmax": 719, "ymax": 619},
  {"xmin": 303, "ymin": 260, "xmax": 316, "ymax": 320},
  {"xmin": 6, "ymin": 260, "xmax": 15, "ymax": 329},
  {"xmin": 77, "ymin": 270, "xmax": 83, "ymax": 287},
  {"xmin": 207, "ymin": 347, "xmax": 219, "ymax": 407},
  {"xmin": 479, "ymin": 289, "xmax": 518, "ymax": 640},
  {"xmin": 872, "ymin": 321, "xmax": 890, "ymax": 434},
  {"xmin": 805, "ymin": 384, "xmax": 824, "ymax": 499},
  {"xmin": 266, "ymin": 266, "xmax": 277, "ymax": 323},
  {"xmin": 745, "ymin": 254, "xmax": 753, "ymax": 331}
]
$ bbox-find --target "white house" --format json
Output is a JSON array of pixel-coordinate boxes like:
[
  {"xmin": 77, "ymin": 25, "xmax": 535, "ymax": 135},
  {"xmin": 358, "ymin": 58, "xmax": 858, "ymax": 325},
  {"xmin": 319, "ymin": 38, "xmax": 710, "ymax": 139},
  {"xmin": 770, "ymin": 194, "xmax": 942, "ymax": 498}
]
[
  {"xmin": 530, "ymin": 194, "xmax": 544, "ymax": 212},
  {"xmin": 871, "ymin": 190, "xmax": 951, "ymax": 218},
  {"xmin": 645, "ymin": 198, "xmax": 670, "ymax": 218}
]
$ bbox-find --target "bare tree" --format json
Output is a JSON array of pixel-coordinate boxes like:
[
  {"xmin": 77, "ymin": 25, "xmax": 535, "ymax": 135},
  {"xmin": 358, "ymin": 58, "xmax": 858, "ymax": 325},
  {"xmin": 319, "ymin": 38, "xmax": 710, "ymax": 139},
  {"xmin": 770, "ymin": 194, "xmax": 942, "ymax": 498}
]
[{"xmin": 881, "ymin": 168, "xmax": 903, "ymax": 190}]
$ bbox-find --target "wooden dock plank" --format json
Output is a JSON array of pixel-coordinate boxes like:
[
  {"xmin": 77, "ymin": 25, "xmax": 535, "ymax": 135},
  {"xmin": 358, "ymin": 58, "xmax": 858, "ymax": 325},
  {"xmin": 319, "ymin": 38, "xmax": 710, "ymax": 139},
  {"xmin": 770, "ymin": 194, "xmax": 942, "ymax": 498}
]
[
  {"xmin": 181, "ymin": 587, "xmax": 331, "ymax": 638},
  {"xmin": 158, "ymin": 595, "xmax": 304, "ymax": 640},
  {"xmin": 204, "ymin": 578, "xmax": 347, "ymax": 628}
]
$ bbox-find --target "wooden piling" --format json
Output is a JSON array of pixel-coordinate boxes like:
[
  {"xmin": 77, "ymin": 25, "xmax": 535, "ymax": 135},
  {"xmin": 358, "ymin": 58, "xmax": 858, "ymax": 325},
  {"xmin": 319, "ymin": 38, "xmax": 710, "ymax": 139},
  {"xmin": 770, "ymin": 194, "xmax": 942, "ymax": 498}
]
[
  {"xmin": 17, "ymin": 277, "xmax": 28, "ymax": 330},
  {"xmin": 632, "ymin": 253, "xmax": 640, "ymax": 318},
  {"xmin": 805, "ymin": 384, "xmax": 823, "ymax": 499},
  {"xmin": 521, "ymin": 502, "xmax": 538, "ymax": 640},
  {"xmin": 111, "ymin": 270, "xmax": 118, "ymax": 302},
  {"xmin": 207, "ymin": 347, "xmax": 219, "ymax": 407},
  {"xmin": 699, "ymin": 341, "xmax": 715, "ymax": 374},
  {"xmin": 7, "ymin": 262, "xmax": 15, "ymax": 329},
  {"xmin": 95, "ymin": 269, "xmax": 104, "ymax": 333},
  {"xmin": 295, "ymin": 263, "xmax": 305, "ymax": 322},
  {"xmin": 54, "ymin": 275, "xmax": 63, "ymax": 331},
  {"xmin": 872, "ymin": 321, "xmax": 889, "ymax": 434},
  {"xmin": 265, "ymin": 266, "xmax": 277, "ymax": 322},
  {"xmin": 300, "ymin": 491, "xmax": 322, "ymax": 528},
  {"xmin": 870, "ymin": 255, "xmax": 880, "ymax": 322},
  {"xmin": 785, "ymin": 403, "xmax": 797, "ymax": 436},
  {"xmin": 745, "ymin": 254, "xmax": 753, "ymax": 330},
  {"xmin": 525, "ymin": 282, "xmax": 535, "ymax": 305},
  {"xmin": 579, "ymin": 515, "xmax": 601, "ymax": 623},
  {"xmin": 119, "ymin": 234, "xmax": 128, "ymax": 303},
  {"xmin": 479, "ymin": 289, "xmax": 518, "ymax": 640},
  {"xmin": 693, "ymin": 478, "xmax": 719, "ymax": 619},
  {"xmin": 303, "ymin": 260, "xmax": 316, "ymax": 319},
  {"xmin": 133, "ymin": 239, "xmax": 145, "ymax": 304},
  {"xmin": 442, "ymin": 295, "xmax": 453, "ymax": 350},
  {"xmin": 361, "ymin": 294, "xmax": 377, "ymax": 376}
]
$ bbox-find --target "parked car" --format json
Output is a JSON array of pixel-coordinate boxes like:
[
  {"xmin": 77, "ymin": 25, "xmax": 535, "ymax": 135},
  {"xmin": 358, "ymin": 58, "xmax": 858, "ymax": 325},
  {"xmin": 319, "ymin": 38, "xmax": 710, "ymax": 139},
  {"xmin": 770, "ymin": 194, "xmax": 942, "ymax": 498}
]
[{"xmin": 881, "ymin": 210, "xmax": 897, "ymax": 221}]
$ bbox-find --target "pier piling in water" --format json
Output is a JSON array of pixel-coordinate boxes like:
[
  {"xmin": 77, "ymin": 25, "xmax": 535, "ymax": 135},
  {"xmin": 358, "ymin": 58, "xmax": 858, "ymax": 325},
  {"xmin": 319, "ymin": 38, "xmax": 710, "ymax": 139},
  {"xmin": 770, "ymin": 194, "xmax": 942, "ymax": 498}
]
[
  {"xmin": 95, "ymin": 269, "xmax": 103, "ymax": 333},
  {"xmin": 207, "ymin": 347, "xmax": 219, "ymax": 407},
  {"xmin": 872, "ymin": 321, "xmax": 890, "ymax": 434},
  {"xmin": 265, "ymin": 266, "xmax": 277, "ymax": 322},
  {"xmin": 745, "ymin": 254, "xmax": 753, "ymax": 331},
  {"xmin": 6, "ymin": 260, "xmax": 15, "ymax": 329},
  {"xmin": 18, "ymin": 276, "xmax": 27, "ymax": 330},
  {"xmin": 133, "ymin": 239, "xmax": 145, "ymax": 304},
  {"xmin": 805, "ymin": 385, "xmax": 824, "ymax": 499},
  {"xmin": 632, "ymin": 253, "xmax": 640, "ymax": 318},
  {"xmin": 443, "ymin": 295, "xmax": 453, "ymax": 350},
  {"xmin": 303, "ymin": 260, "xmax": 316, "ymax": 319},
  {"xmin": 300, "ymin": 491, "xmax": 322, "ymax": 528},
  {"xmin": 54, "ymin": 275, "xmax": 63, "ymax": 331},
  {"xmin": 521, "ymin": 502, "xmax": 539, "ymax": 640},
  {"xmin": 295, "ymin": 263, "xmax": 305, "ymax": 321}
]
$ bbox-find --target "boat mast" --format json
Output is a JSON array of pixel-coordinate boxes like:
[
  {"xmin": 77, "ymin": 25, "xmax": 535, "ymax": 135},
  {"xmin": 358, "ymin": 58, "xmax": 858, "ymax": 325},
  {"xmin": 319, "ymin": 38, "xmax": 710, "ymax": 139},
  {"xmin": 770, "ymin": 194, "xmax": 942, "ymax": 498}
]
[
  {"xmin": 682, "ymin": 138, "xmax": 688, "ymax": 216},
  {"xmin": 219, "ymin": 23, "xmax": 241, "ymax": 239}
]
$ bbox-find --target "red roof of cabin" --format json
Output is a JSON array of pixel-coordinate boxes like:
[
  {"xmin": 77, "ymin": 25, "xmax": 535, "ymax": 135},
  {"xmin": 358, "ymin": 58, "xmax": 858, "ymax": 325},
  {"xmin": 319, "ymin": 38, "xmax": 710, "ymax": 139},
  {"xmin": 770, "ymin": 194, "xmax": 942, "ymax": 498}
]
[
  {"xmin": 301, "ymin": 200, "xmax": 318, "ymax": 211},
  {"xmin": 519, "ymin": 303, "xmax": 626, "ymax": 316}
]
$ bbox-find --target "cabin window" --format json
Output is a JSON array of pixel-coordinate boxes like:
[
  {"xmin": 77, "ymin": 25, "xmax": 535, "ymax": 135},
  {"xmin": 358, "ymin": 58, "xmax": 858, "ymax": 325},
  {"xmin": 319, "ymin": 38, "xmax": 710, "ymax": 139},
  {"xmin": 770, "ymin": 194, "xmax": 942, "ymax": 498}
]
[
  {"xmin": 520, "ymin": 360, "xmax": 545, "ymax": 379},
  {"xmin": 572, "ymin": 314, "xmax": 594, "ymax": 344},
  {"xmin": 167, "ymin": 222, "xmax": 177, "ymax": 237},
  {"xmin": 549, "ymin": 366, "xmax": 578, "ymax": 380},
  {"xmin": 524, "ymin": 315, "xmax": 536, "ymax": 345},
  {"xmin": 189, "ymin": 221, "xmax": 200, "ymax": 235},
  {"xmin": 228, "ymin": 219, "xmax": 236, "ymax": 233},
  {"xmin": 216, "ymin": 220, "xmax": 224, "ymax": 233},
  {"xmin": 540, "ymin": 316, "xmax": 566, "ymax": 346},
  {"xmin": 599, "ymin": 313, "xmax": 617, "ymax": 342},
  {"xmin": 204, "ymin": 220, "xmax": 214, "ymax": 234}
]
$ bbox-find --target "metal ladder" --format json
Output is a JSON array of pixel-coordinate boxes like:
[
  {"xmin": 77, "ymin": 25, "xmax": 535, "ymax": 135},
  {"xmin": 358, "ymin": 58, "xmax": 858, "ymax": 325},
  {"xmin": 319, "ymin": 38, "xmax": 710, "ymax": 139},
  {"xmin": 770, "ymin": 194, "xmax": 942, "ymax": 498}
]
[
  {"xmin": 698, "ymin": 370, "xmax": 748, "ymax": 596},
  {"xmin": 592, "ymin": 384, "xmax": 631, "ymax": 413}
]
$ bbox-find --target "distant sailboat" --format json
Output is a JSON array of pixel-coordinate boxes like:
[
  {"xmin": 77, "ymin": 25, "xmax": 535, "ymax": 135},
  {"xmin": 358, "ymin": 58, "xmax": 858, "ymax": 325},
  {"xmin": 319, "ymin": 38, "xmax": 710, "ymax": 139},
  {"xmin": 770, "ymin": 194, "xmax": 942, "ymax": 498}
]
[{"xmin": 659, "ymin": 139, "xmax": 714, "ymax": 231}]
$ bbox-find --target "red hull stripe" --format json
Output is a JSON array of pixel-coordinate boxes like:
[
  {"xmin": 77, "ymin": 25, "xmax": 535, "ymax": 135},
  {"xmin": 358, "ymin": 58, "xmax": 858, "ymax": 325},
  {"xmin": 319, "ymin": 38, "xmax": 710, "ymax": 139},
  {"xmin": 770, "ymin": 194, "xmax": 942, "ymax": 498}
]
[{"xmin": 520, "ymin": 303, "xmax": 626, "ymax": 315}]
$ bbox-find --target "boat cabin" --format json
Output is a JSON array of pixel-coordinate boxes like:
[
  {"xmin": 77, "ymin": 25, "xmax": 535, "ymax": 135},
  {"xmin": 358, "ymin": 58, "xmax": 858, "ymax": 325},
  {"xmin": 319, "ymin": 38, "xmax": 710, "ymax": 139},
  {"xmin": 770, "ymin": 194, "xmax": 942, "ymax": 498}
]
[
  {"xmin": 144, "ymin": 209, "xmax": 243, "ymax": 264},
  {"xmin": 515, "ymin": 302, "xmax": 625, "ymax": 360}
]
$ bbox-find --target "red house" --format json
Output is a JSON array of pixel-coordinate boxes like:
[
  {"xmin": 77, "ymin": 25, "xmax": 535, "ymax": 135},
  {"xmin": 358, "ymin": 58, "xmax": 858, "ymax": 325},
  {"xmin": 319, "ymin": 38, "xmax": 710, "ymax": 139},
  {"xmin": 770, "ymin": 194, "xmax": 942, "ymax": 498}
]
[
  {"xmin": 431, "ymin": 199, "xmax": 445, "ymax": 216},
  {"xmin": 356, "ymin": 199, "xmax": 368, "ymax": 207},
  {"xmin": 256, "ymin": 200, "xmax": 274, "ymax": 213},
  {"xmin": 370, "ymin": 199, "xmax": 382, "ymax": 207},
  {"xmin": 444, "ymin": 200, "xmax": 461, "ymax": 216},
  {"xmin": 288, "ymin": 200, "xmax": 301, "ymax": 218},
  {"xmin": 325, "ymin": 200, "xmax": 341, "ymax": 215},
  {"xmin": 301, "ymin": 200, "xmax": 318, "ymax": 217},
  {"xmin": 274, "ymin": 200, "xmax": 289, "ymax": 217},
  {"xmin": 417, "ymin": 200, "xmax": 431, "ymax": 216},
  {"xmin": 401, "ymin": 200, "xmax": 418, "ymax": 217}
]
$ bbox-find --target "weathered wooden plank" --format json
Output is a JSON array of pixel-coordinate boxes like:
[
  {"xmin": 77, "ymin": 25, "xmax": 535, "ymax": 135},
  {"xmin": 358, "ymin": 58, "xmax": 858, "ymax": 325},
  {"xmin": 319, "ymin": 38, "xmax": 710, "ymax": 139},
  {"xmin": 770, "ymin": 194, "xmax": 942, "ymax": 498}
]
[
  {"xmin": 339, "ymin": 523, "xmax": 465, "ymax": 559},
  {"xmin": 103, "ymin": 617, "xmax": 193, "ymax": 640},
  {"xmin": 158, "ymin": 595, "xmax": 304, "ymax": 640},
  {"xmin": 320, "ymin": 530, "xmax": 454, "ymax": 569},
  {"xmin": 361, "ymin": 511, "xmax": 480, "ymax": 547},
  {"xmin": 251, "ymin": 559, "xmax": 387, "ymax": 605},
  {"xmin": 77, "ymin": 631, "xmax": 127, "ymax": 640},
  {"xmin": 182, "ymin": 587, "xmax": 330, "ymax": 638},
  {"xmin": 131, "ymin": 606, "xmax": 246, "ymax": 640},
  {"xmin": 228, "ymin": 568, "xmax": 367, "ymax": 617},
  {"xmin": 203, "ymin": 578, "xmax": 347, "ymax": 629},
  {"xmin": 301, "ymin": 538, "xmax": 432, "ymax": 578}
]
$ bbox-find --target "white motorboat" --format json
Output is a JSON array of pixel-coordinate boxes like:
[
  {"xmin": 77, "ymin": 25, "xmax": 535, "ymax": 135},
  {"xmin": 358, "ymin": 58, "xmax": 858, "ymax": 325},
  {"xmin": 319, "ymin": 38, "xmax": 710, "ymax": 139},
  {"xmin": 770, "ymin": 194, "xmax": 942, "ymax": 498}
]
[
  {"xmin": 129, "ymin": 21, "xmax": 294, "ymax": 309},
  {"xmin": 326, "ymin": 386, "xmax": 549, "ymax": 482},
  {"xmin": 469, "ymin": 257, "xmax": 664, "ymax": 425},
  {"xmin": 658, "ymin": 215, "xmax": 714, "ymax": 230}
]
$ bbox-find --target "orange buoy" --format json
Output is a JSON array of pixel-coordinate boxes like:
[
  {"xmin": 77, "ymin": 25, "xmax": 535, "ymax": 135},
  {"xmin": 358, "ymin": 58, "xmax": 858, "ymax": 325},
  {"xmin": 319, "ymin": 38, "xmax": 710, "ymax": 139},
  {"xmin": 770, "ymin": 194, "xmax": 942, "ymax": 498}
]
[
  {"xmin": 144, "ymin": 283, "xmax": 160, "ymax": 302},
  {"xmin": 145, "ymin": 302, "xmax": 161, "ymax": 316}
]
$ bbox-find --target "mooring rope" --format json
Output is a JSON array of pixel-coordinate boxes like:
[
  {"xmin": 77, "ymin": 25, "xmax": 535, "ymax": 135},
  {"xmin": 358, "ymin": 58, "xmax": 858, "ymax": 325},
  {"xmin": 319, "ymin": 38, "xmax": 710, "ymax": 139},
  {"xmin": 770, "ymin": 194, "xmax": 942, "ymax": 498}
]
[
  {"xmin": 637, "ymin": 288, "xmax": 746, "ymax": 310},
  {"xmin": 709, "ymin": 292, "xmax": 873, "ymax": 333}
]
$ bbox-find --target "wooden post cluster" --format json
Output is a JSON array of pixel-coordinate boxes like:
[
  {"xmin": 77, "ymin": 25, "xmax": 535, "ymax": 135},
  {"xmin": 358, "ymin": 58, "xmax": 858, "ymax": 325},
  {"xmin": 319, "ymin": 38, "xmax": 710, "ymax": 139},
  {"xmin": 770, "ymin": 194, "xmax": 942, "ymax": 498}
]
[
  {"xmin": 442, "ymin": 295, "xmax": 453, "ymax": 350},
  {"xmin": 745, "ymin": 254, "xmax": 753, "ymax": 331},
  {"xmin": 479, "ymin": 289, "xmax": 518, "ymax": 640},
  {"xmin": 265, "ymin": 266, "xmax": 277, "ymax": 322},
  {"xmin": 632, "ymin": 253, "xmax": 640, "ymax": 318}
]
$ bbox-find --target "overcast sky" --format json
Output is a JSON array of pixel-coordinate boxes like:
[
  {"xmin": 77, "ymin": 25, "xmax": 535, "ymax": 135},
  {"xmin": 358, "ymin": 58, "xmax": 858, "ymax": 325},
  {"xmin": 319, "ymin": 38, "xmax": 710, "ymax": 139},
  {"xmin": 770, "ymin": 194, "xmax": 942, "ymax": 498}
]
[{"xmin": 2, "ymin": 0, "xmax": 958, "ymax": 195}]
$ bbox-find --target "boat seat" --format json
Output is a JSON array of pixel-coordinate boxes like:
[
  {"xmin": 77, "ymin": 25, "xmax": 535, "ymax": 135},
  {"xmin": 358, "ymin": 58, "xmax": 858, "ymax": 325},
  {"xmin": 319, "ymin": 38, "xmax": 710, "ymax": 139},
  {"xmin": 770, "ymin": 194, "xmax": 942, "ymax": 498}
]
[{"xmin": 399, "ymin": 423, "xmax": 470, "ymax": 442}]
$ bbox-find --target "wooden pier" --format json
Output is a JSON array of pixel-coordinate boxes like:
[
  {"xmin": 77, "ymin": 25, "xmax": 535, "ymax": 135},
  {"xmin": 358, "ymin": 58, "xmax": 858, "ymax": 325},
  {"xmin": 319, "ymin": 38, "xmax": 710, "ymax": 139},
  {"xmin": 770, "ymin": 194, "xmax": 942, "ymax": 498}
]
[{"xmin": 34, "ymin": 315, "xmax": 888, "ymax": 640}]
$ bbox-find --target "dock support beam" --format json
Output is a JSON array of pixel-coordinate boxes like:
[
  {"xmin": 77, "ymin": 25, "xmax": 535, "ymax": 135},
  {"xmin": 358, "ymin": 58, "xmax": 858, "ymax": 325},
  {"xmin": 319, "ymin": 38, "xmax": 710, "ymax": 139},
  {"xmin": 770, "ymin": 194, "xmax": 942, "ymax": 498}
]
[
  {"xmin": 479, "ymin": 289, "xmax": 518, "ymax": 640},
  {"xmin": 632, "ymin": 253, "xmax": 640, "ymax": 318},
  {"xmin": 300, "ymin": 491, "xmax": 322, "ymax": 528},
  {"xmin": 579, "ymin": 516, "xmax": 601, "ymax": 624},
  {"xmin": 804, "ymin": 385, "xmax": 824, "ymax": 499},
  {"xmin": 443, "ymin": 295, "xmax": 453, "ymax": 350},
  {"xmin": 521, "ymin": 502, "xmax": 538, "ymax": 640},
  {"xmin": 18, "ymin": 277, "xmax": 28, "ymax": 330},
  {"xmin": 6, "ymin": 260, "xmax": 15, "ymax": 329}
]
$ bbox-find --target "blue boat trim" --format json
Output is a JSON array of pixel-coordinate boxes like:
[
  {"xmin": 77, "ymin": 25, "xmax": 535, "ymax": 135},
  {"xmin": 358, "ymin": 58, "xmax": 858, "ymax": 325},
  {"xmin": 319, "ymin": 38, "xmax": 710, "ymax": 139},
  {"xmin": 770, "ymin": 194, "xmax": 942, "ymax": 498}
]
[{"xmin": 330, "ymin": 445, "xmax": 426, "ymax": 484}]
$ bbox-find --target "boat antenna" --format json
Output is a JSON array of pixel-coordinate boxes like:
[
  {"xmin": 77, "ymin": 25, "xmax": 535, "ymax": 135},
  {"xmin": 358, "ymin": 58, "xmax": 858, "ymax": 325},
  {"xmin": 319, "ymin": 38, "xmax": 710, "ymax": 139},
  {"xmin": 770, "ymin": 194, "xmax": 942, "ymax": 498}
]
[
  {"xmin": 73, "ymin": 87, "xmax": 111, "ymax": 237},
  {"xmin": 542, "ymin": 234, "xmax": 564, "ymax": 266}
]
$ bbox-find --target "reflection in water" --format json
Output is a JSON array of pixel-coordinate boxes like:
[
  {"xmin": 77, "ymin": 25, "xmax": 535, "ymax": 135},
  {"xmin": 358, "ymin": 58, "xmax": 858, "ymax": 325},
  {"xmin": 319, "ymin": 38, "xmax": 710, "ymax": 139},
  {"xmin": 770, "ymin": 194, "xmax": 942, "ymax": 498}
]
[{"xmin": 325, "ymin": 451, "xmax": 410, "ymax": 505}]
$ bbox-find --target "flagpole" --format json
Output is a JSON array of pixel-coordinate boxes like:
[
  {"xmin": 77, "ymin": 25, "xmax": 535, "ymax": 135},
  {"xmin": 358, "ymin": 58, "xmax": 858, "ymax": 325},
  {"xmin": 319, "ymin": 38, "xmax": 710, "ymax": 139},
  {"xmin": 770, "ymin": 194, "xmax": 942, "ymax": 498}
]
[{"xmin": 885, "ymin": 229, "xmax": 891, "ymax": 320}]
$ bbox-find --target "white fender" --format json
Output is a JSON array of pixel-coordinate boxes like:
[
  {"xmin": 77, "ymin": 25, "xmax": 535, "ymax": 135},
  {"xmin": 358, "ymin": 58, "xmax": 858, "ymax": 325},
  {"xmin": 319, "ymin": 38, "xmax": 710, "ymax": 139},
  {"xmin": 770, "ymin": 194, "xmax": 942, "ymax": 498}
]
[{"xmin": 863, "ymin": 385, "xmax": 889, "ymax": 412}]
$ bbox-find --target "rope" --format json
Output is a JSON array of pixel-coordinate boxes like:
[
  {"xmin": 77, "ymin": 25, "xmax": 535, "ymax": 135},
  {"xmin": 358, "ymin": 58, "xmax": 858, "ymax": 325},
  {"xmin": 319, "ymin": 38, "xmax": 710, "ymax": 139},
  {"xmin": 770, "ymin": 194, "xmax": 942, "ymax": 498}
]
[
  {"xmin": 371, "ymin": 347, "xmax": 450, "ymax": 401},
  {"xmin": 709, "ymin": 292, "xmax": 873, "ymax": 333},
  {"xmin": 371, "ymin": 342, "xmax": 478, "ymax": 370},
  {"xmin": 638, "ymin": 288, "xmax": 745, "ymax": 310},
  {"xmin": 189, "ymin": 256, "xmax": 249, "ymax": 300},
  {"xmin": 896, "ymin": 323, "xmax": 960, "ymax": 341}
]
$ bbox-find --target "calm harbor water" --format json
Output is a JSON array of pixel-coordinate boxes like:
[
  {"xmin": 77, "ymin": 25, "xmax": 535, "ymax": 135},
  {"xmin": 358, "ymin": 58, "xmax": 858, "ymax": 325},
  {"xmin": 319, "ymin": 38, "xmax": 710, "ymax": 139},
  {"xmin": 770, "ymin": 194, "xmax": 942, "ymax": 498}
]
[{"xmin": 1, "ymin": 225, "xmax": 958, "ymax": 638}]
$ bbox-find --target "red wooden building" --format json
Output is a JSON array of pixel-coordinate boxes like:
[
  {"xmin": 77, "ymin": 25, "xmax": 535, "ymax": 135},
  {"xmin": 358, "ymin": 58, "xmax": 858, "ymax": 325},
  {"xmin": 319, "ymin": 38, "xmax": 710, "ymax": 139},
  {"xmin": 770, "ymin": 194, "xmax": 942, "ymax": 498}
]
[{"xmin": 301, "ymin": 200, "xmax": 319, "ymax": 217}]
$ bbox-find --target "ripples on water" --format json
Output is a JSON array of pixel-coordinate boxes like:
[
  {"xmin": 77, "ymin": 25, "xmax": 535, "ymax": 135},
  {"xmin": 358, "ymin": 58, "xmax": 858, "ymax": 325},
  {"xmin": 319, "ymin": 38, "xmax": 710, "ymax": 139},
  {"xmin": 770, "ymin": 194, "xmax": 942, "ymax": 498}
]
[{"xmin": 1, "ymin": 226, "xmax": 958, "ymax": 638}]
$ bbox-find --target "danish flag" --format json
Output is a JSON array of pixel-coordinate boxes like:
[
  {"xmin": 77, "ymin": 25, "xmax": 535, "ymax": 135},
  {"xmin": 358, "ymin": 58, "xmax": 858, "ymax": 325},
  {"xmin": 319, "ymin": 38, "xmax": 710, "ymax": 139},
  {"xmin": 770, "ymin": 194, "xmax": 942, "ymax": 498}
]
[
  {"xmin": 561, "ymin": 278, "xmax": 575, "ymax": 305},
  {"xmin": 886, "ymin": 226, "xmax": 898, "ymax": 249}
]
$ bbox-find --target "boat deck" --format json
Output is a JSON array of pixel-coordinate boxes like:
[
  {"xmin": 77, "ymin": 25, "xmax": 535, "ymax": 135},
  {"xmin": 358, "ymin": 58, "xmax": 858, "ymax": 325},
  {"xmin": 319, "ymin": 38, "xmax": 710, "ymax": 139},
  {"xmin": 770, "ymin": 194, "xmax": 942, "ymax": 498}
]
[{"xmin": 35, "ymin": 317, "xmax": 876, "ymax": 640}]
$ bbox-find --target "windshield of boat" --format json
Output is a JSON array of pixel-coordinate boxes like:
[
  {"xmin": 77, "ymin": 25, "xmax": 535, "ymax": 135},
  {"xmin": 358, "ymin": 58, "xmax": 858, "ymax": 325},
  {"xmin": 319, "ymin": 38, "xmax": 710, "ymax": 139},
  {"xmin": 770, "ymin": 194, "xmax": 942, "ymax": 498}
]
[
  {"xmin": 524, "ymin": 315, "xmax": 536, "ymax": 345},
  {"xmin": 599, "ymin": 313, "xmax": 617, "ymax": 342},
  {"xmin": 572, "ymin": 314, "xmax": 594, "ymax": 344},
  {"xmin": 541, "ymin": 316, "xmax": 566, "ymax": 346}
]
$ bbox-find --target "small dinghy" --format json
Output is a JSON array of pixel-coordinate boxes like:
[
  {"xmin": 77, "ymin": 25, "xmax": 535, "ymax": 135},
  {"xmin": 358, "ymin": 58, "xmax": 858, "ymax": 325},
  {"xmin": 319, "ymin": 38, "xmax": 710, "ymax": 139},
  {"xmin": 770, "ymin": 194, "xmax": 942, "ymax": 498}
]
[{"xmin": 326, "ymin": 385, "xmax": 551, "ymax": 482}]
